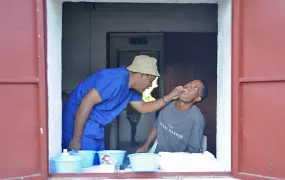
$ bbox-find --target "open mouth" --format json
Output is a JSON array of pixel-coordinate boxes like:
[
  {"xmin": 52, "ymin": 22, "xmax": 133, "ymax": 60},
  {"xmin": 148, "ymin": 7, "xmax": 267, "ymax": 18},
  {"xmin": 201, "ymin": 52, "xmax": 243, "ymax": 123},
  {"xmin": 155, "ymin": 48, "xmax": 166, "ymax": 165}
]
[
  {"xmin": 181, "ymin": 88, "xmax": 189, "ymax": 94},
  {"xmin": 182, "ymin": 88, "xmax": 190, "ymax": 94}
]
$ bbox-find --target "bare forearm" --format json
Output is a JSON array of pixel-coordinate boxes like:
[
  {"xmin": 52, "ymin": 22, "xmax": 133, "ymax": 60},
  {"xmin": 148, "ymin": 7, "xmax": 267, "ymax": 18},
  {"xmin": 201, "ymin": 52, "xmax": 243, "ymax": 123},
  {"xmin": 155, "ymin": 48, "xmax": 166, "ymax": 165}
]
[
  {"xmin": 73, "ymin": 102, "xmax": 93, "ymax": 139},
  {"xmin": 72, "ymin": 88, "xmax": 102, "ymax": 139},
  {"xmin": 131, "ymin": 86, "xmax": 184, "ymax": 114},
  {"xmin": 140, "ymin": 94, "xmax": 172, "ymax": 114},
  {"xmin": 144, "ymin": 127, "xmax": 157, "ymax": 147}
]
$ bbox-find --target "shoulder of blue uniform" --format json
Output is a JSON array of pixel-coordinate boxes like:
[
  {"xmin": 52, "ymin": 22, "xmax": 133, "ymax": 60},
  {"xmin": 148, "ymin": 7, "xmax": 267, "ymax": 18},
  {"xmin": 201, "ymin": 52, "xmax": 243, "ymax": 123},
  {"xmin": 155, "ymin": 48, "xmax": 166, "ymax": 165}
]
[
  {"xmin": 100, "ymin": 67, "xmax": 128, "ymax": 83},
  {"xmin": 101, "ymin": 66, "xmax": 127, "ymax": 75}
]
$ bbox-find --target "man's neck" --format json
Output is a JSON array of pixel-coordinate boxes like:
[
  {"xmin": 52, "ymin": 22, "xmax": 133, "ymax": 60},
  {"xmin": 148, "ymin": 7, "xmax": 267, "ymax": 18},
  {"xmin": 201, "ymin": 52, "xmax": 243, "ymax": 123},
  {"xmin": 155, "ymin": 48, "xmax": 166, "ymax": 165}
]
[
  {"xmin": 175, "ymin": 100, "xmax": 194, "ymax": 111},
  {"xmin": 128, "ymin": 71, "xmax": 135, "ymax": 89}
]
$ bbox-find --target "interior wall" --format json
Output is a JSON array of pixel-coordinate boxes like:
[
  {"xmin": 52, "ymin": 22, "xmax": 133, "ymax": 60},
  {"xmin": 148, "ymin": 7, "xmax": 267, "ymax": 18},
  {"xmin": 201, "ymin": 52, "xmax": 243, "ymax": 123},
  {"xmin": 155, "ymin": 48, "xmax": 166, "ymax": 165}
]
[
  {"xmin": 47, "ymin": 0, "xmax": 232, "ymax": 172},
  {"xmin": 90, "ymin": 3, "xmax": 218, "ymax": 74},
  {"xmin": 217, "ymin": 0, "xmax": 231, "ymax": 171},
  {"xmin": 62, "ymin": 3, "xmax": 92, "ymax": 93},
  {"xmin": 62, "ymin": 3, "xmax": 218, "ymax": 91}
]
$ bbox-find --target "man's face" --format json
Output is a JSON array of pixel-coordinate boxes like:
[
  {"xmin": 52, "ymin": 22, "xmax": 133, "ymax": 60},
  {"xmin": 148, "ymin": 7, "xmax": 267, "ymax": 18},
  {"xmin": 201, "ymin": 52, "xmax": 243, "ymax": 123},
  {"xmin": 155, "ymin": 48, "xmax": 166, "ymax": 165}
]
[
  {"xmin": 179, "ymin": 80, "xmax": 203, "ymax": 103},
  {"xmin": 136, "ymin": 74, "xmax": 156, "ymax": 93}
]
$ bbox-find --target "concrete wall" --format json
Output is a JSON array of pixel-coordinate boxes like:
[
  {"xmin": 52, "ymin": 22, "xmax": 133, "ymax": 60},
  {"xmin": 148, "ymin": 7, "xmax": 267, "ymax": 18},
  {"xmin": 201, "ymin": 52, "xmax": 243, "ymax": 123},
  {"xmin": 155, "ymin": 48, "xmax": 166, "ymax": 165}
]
[
  {"xmin": 217, "ymin": 0, "xmax": 232, "ymax": 171},
  {"xmin": 62, "ymin": 3, "xmax": 218, "ymax": 91},
  {"xmin": 46, "ymin": 0, "xmax": 63, "ymax": 161},
  {"xmin": 90, "ymin": 3, "xmax": 218, "ymax": 75}
]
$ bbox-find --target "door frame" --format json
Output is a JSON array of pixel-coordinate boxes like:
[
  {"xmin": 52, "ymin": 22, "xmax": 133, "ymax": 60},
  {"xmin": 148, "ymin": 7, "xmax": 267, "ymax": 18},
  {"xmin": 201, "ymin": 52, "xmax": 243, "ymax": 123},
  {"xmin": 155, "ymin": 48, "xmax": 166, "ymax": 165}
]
[
  {"xmin": 39, "ymin": 0, "xmax": 49, "ymax": 178},
  {"xmin": 232, "ymin": 0, "xmax": 241, "ymax": 178},
  {"xmin": 106, "ymin": 32, "xmax": 164, "ymax": 150}
]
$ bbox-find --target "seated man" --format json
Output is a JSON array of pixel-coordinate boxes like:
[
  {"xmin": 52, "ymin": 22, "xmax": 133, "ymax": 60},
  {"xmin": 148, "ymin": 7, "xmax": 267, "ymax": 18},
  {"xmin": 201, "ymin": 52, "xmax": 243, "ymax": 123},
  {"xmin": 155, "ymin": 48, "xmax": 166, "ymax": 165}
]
[{"xmin": 136, "ymin": 80, "xmax": 208, "ymax": 153}]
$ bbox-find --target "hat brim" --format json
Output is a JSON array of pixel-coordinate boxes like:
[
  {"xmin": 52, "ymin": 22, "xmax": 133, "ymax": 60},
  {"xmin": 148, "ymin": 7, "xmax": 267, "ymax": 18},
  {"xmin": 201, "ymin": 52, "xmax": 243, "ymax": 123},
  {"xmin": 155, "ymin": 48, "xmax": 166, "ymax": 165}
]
[{"xmin": 126, "ymin": 66, "xmax": 160, "ymax": 77}]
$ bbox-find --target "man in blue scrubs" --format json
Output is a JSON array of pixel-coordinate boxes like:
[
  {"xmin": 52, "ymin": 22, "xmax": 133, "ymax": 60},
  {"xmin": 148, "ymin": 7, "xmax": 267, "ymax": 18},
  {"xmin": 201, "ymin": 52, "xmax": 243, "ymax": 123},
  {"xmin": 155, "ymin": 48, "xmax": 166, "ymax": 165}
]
[{"xmin": 62, "ymin": 55, "xmax": 183, "ymax": 151}]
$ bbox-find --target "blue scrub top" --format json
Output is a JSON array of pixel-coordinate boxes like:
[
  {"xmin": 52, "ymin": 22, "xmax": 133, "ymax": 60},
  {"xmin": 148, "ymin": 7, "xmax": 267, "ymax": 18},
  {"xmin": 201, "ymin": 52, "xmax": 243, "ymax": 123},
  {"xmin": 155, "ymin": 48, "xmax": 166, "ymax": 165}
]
[{"xmin": 62, "ymin": 66, "xmax": 142, "ymax": 140}]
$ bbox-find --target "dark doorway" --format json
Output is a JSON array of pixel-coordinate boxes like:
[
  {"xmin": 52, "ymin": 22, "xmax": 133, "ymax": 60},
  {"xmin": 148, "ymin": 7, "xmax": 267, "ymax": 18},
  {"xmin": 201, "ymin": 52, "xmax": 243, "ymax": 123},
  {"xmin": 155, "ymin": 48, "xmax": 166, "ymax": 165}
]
[
  {"xmin": 163, "ymin": 32, "xmax": 217, "ymax": 156},
  {"xmin": 106, "ymin": 32, "xmax": 217, "ymax": 156},
  {"xmin": 118, "ymin": 51, "xmax": 160, "ymax": 154},
  {"xmin": 106, "ymin": 33, "xmax": 163, "ymax": 153}
]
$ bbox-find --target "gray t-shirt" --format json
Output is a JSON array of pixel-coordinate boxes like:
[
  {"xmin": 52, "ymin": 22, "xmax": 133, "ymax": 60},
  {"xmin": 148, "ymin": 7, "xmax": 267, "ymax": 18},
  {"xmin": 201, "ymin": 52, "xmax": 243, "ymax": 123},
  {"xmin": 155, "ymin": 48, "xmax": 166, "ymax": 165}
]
[{"xmin": 154, "ymin": 101, "xmax": 205, "ymax": 153}]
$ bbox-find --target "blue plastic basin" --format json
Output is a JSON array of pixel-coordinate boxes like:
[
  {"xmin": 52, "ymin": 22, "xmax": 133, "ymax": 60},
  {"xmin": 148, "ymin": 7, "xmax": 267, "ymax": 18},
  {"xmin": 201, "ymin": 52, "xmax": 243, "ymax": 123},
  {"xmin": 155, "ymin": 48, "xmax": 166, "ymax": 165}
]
[
  {"xmin": 51, "ymin": 155, "xmax": 82, "ymax": 173},
  {"xmin": 128, "ymin": 153, "xmax": 160, "ymax": 172},
  {"xmin": 69, "ymin": 150, "xmax": 96, "ymax": 168},
  {"xmin": 97, "ymin": 150, "xmax": 126, "ymax": 167}
]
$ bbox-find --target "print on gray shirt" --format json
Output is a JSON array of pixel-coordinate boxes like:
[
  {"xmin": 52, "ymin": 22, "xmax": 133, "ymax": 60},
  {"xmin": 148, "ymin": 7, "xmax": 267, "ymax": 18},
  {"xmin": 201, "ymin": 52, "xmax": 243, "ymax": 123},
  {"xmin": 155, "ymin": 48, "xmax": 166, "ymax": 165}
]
[{"xmin": 154, "ymin": 101, "xmax": 205, "ymax": 153}]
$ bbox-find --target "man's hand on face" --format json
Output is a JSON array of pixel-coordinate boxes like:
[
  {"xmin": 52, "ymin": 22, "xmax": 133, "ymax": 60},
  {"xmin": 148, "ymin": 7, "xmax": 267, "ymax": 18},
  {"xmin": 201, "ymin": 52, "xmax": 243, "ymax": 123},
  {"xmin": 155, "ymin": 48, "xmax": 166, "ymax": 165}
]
[
  {"xmin": 167, "ymin": 86, "xmax": 185, "ymax": 100},
  {"xmin": 68, "ymin": 139, "xmax": 81, "ymax": 151}
]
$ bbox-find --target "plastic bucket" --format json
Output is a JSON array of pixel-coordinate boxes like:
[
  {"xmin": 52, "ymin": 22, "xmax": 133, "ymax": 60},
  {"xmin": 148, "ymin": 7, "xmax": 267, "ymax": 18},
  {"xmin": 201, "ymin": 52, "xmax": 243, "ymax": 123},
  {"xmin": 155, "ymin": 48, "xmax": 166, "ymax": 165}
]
[
  {"xmin": 51, "ymin": 155, "xmax": 82, "ymax": 173},
  {"xmin": 128, "ymin": 153, "xmax": 160, "ymax": 172},
  {"xmin": 97, "ymin": 150, "xmax": 126, "ymax": 167},
  {"xmin": 69, "ymin": 150, "xmax": 97, "ymax": 168}
]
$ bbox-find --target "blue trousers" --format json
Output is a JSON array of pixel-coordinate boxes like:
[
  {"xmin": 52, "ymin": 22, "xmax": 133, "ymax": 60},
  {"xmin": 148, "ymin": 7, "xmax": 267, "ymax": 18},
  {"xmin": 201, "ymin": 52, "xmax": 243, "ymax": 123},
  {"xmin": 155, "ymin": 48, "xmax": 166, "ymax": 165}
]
[
  {"xmin": 64, "ymin": 135, "xmax": 105, "ymax": 150},
  {"xmin": 62, "ymin": 106, "xmax": 105, "ymax": 164}
]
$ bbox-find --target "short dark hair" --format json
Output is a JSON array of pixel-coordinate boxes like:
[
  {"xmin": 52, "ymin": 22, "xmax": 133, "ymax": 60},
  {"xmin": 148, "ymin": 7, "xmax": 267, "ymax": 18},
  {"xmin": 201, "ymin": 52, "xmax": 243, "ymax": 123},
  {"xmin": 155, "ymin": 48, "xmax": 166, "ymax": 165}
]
[{"xmin": 198, "ymin": 80, "xmax": 208, "ymax": 101}]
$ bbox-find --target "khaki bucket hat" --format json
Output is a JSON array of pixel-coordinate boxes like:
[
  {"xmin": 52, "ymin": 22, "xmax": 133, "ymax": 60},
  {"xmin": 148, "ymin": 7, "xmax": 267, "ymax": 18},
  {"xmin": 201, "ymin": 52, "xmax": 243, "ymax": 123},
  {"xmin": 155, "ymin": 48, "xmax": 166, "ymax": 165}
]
[{"xmin": 126, "ymin": 55, "xmax": 160, "ymax": 77}]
